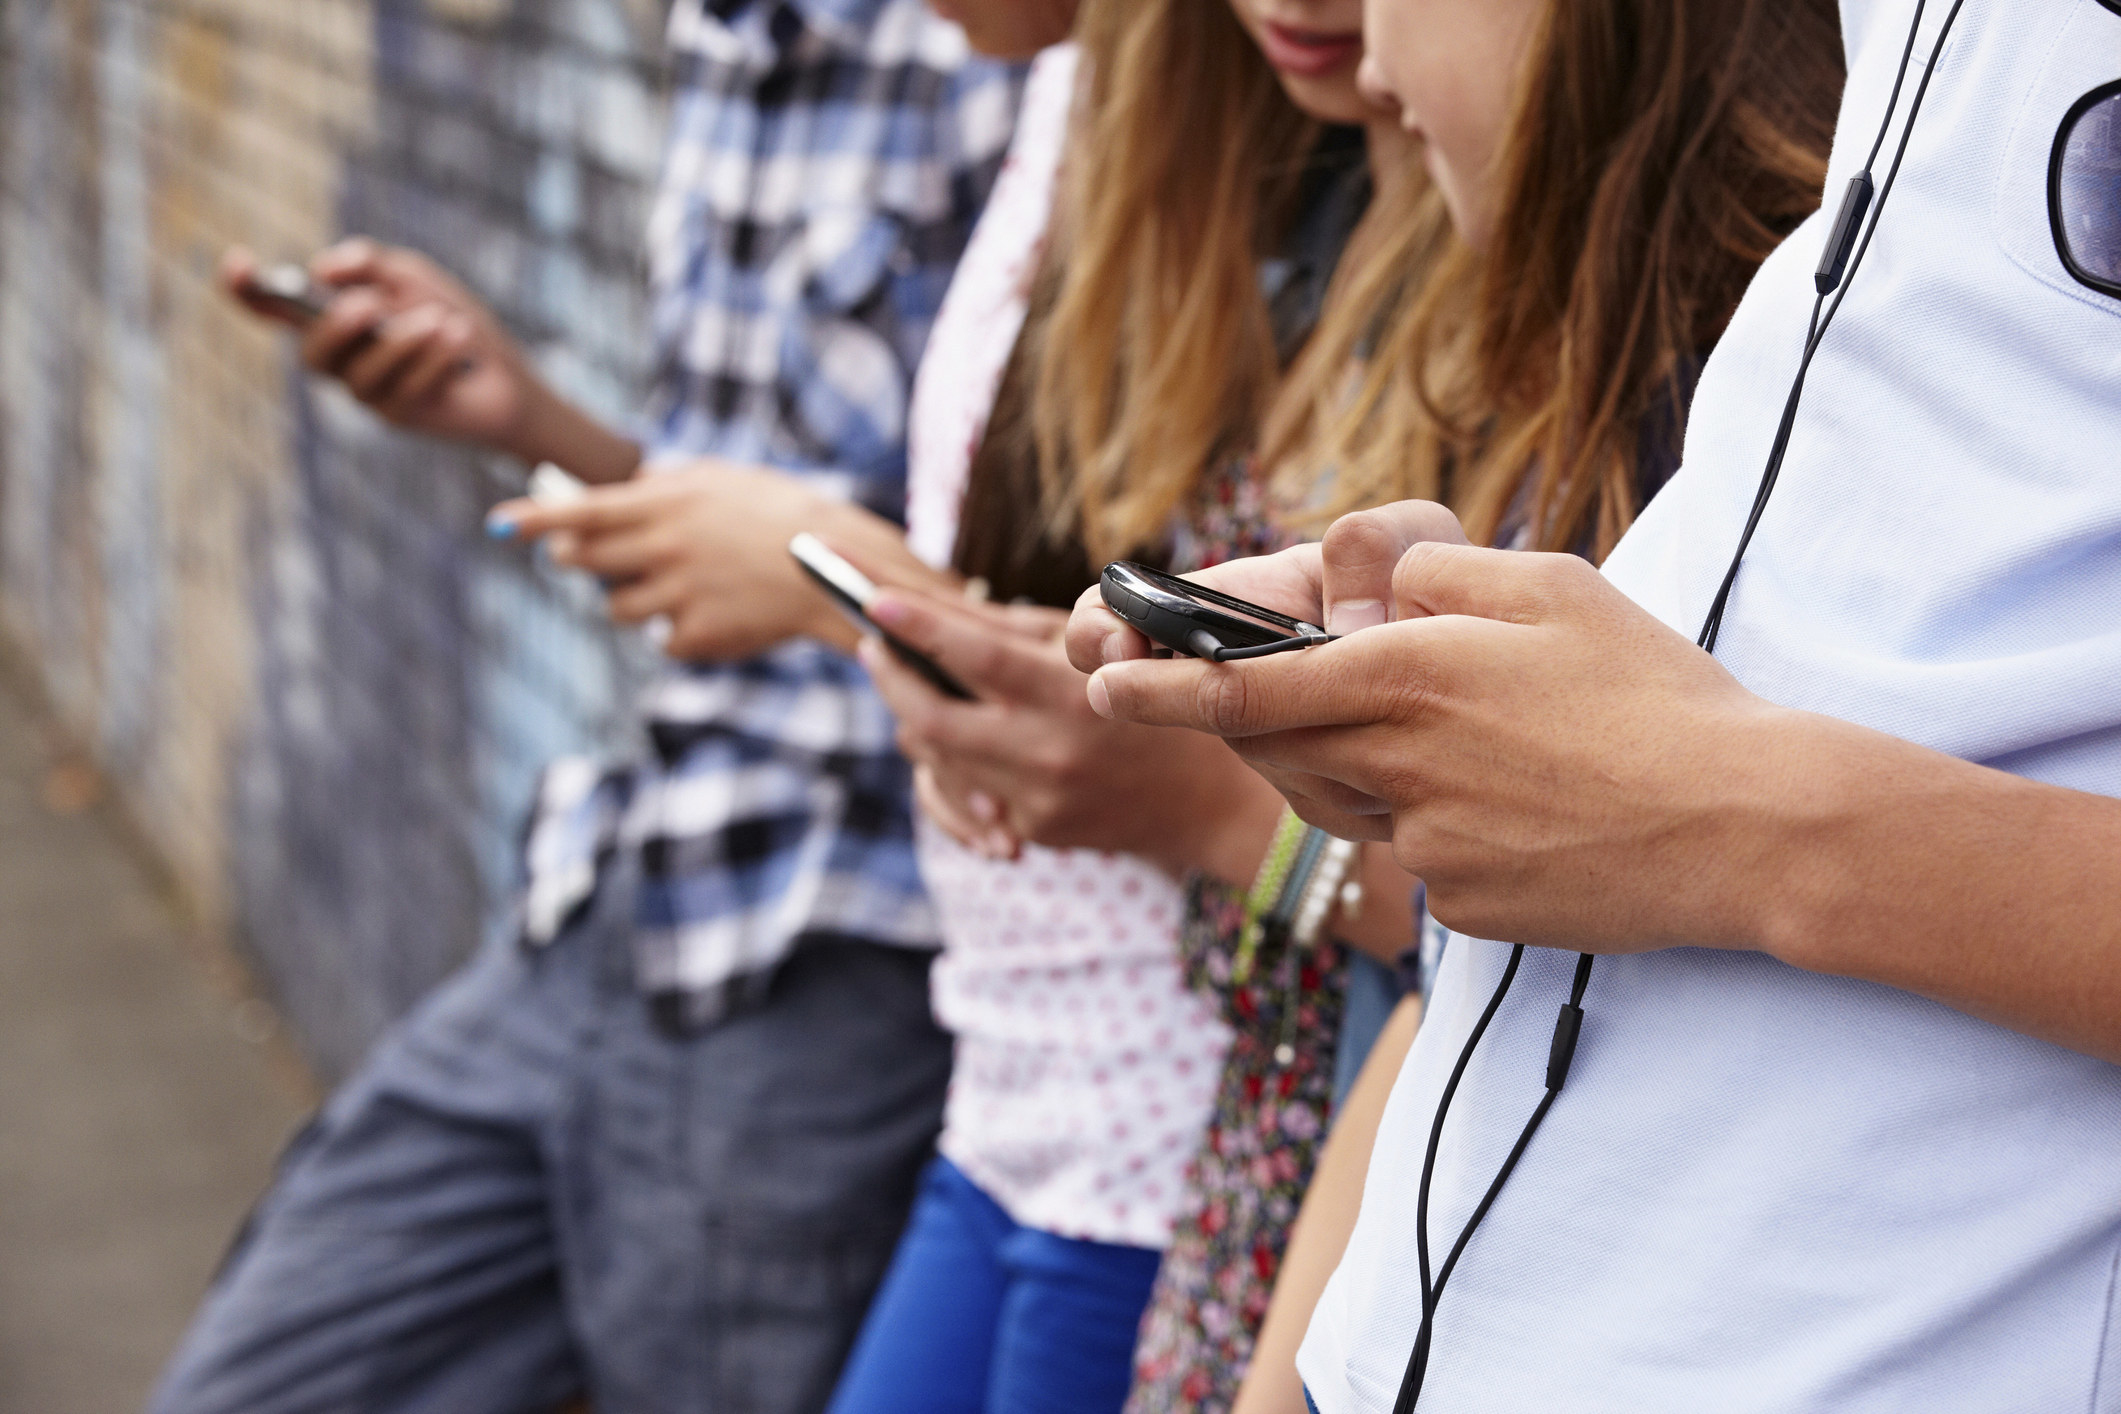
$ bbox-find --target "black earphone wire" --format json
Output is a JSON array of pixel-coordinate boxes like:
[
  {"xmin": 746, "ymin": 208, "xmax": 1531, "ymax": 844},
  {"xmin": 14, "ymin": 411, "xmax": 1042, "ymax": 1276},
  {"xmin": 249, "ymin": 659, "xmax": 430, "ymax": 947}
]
[
  {"xmin": 1391, "ymin": 4, "xmax": 1967, "ymax": 1407},
  {"xmin": 1699, "ymin": 0, "xmax": 1967, "ymax": 652},
  {"xmin": 1395, "ymin": 950, "xmax": 1594, "ymax": 1412}
]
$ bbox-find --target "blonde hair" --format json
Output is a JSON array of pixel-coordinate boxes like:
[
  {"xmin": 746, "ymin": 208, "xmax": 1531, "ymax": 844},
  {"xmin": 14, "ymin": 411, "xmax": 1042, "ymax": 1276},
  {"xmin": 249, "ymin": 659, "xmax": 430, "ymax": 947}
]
[{"xmin": 1028, "ymin": 0, "xmax": 1319, "ymax": 565}]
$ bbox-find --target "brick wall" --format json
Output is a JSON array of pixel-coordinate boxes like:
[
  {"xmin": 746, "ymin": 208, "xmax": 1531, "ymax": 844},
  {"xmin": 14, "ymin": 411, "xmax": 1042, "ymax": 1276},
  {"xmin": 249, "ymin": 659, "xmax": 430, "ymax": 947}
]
[{"xmin": 0, "ymin": 0, "xmax": 671, "ymax": 1080}]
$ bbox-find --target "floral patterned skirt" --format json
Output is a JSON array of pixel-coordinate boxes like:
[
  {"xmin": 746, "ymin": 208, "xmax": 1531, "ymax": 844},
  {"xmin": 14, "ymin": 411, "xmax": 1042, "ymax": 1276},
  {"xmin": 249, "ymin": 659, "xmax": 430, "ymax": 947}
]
[{"xmin": 1125, "ymin": 876, "xmax": 1347, "ymax": 1414}]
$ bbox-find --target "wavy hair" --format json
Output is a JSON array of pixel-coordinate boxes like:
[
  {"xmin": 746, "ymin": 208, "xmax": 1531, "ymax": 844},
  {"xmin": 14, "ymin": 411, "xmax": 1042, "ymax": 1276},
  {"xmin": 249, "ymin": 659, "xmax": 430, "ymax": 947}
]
[
  {"xmin": 1025, "ymin": 0, "xmax": 1321, "ymax": 566},
  {"xmin": 1267, "ymin": 0, "xmax": 1844, "ymax": 558}
]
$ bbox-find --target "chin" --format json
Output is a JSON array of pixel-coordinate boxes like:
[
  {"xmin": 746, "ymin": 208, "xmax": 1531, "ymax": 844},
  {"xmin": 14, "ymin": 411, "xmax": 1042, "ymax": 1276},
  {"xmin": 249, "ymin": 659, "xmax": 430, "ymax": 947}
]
[{"xmin": 1276, "ymin": 72, "xmax": 1375, "ymax": 128}]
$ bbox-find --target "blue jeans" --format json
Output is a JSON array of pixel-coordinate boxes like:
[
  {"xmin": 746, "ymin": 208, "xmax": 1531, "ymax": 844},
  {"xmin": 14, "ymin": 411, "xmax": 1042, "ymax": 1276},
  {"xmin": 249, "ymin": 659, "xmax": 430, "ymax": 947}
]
[
  {"xmin": 826, "ymin": 1158, "xmax": 1162, "ymax": 1414},
  {"xmin": 1333, "ymin": 951, "xmax": 1409, "ymax": 1106},
  {"xmin": 150, "ymin": 853, "xmax": 950, "ymax": 1414}
]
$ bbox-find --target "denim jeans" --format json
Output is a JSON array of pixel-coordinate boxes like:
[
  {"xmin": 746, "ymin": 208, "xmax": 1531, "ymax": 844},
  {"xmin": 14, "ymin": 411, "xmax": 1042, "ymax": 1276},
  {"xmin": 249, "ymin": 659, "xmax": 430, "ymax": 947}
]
[
  {"xmin": 150, "ymin": 853, "xmax": 950, "ymax": 1414},
  {"xmin": 825, "ymin": 1158, "xmax": 1162, "ymax": 1414}
]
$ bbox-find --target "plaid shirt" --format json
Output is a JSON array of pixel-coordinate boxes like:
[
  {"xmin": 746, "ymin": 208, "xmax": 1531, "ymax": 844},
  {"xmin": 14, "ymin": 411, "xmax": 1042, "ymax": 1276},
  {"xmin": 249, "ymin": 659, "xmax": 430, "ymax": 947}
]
[{"xmin": 521, "ymin": 0, "xmax": 1022, "ymax": 1028}]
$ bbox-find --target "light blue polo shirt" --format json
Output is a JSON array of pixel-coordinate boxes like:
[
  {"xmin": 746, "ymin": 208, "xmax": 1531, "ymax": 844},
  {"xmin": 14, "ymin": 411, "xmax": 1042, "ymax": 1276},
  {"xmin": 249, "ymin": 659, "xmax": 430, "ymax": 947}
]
[{"xmin": 1299, "ymin": 2, "xmax": 2121, "ymax": 1410}]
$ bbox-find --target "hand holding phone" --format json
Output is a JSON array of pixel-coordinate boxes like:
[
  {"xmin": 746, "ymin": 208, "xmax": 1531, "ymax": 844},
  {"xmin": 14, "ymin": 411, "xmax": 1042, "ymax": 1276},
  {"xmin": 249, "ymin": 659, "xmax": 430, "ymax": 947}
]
[
  {"xmin": 791, "ymin": 534, "xmax": 974, "ymax": 700},
  {"xmin": 1099, "ymin": 561, "xmax": 1334, "ymax": 661},
  {"xmin": 239, "ymin": 262, "xmax": 332, "ymax": 326}
]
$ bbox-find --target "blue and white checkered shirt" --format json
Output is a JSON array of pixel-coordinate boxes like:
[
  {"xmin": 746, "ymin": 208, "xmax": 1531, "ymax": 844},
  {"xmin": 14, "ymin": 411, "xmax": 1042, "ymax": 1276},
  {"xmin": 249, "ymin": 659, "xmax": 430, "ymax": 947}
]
[{"xmin": 521, "ymin": 0, "xmax": 1022, "ymax": 1028}]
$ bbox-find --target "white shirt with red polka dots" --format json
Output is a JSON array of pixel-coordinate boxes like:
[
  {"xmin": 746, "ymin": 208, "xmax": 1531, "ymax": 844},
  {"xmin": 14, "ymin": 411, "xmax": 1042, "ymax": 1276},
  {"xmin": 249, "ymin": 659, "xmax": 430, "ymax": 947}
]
[{"xmin": 902, "ymin": 44, "xmax": 1232, "ymax": 1250}]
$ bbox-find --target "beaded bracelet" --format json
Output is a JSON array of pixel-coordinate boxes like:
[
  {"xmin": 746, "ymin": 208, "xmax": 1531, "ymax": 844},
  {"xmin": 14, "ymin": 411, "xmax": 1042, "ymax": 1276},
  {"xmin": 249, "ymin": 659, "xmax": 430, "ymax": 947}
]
[{"xmin": 1233, "ymin": 809, "xmax": 1311, "ymax": 985}]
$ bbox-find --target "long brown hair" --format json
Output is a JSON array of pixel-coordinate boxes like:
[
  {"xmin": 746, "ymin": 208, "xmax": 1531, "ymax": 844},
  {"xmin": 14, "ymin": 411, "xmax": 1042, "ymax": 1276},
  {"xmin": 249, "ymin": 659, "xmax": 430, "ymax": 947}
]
[
  {"xmin": 1022, "ymin": 0, "xmax": 1320, "ymax": 569},
  {"xmin": 1269, "ymin": 0, "xmax": 1844, "ymax": 559}
]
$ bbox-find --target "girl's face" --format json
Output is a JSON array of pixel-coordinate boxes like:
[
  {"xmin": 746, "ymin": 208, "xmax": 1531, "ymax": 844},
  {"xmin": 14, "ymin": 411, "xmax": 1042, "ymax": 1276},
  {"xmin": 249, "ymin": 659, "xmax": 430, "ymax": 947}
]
[
  {"xmin": 1358, "ymin": 0, "xmax": 1542, "ymax": 248},
  {"xmin": 928, "ymin": 0, "xmax": 1078, "ymax": 59},
  {"xmin": 1223, "ymin": 0, "xmax": 1375, "ymax": 127}
]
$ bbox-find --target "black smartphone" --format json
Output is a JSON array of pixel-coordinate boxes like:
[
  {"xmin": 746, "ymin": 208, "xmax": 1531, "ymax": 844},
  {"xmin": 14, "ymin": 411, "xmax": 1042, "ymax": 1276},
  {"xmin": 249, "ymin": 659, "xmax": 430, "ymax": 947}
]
[
  {"xmin": 1099, "ymin": 561, "xmax": 1334, "ymax": 661},
  {"xmin": 790, "ymin": 533, "xmax": 975, "ymax": 701},
  {"xmin": 243, "ymin": 263, "xmax": 332, "ymax": 325}
]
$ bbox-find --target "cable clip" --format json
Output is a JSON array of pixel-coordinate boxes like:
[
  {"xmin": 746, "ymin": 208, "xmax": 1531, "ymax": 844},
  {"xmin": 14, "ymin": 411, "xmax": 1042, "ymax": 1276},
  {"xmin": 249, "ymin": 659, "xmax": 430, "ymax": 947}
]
[
  {"xmin": 1546, "ymin": 1003, "xmax": 1585, "ymax": 1092},
  {"xmin": 1815, "ymin": 171, "xmax": 1874, "ymax": 295}
]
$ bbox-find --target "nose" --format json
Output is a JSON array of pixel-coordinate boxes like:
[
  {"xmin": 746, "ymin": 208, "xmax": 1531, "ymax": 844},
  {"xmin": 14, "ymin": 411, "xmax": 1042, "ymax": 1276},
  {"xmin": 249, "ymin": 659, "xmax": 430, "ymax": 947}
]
[{"xmin": 1356, "ymin": 54, "xmax": 1399, "ymax": 117}]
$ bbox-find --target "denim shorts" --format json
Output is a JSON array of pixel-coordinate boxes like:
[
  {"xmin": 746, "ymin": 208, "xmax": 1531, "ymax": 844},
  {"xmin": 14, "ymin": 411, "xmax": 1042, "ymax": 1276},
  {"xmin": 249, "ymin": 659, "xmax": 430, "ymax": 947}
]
[{"xmin": 151, "ymin": 852, "xmax": 951, "ymax": 1414}]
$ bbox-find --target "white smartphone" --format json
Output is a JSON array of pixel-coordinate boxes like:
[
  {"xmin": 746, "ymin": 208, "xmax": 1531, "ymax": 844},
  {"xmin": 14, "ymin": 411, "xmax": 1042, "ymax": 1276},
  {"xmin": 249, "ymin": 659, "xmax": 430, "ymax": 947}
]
[{"xmin": 789, "ymin": 533, "xmax": 972, "ymax": 700}]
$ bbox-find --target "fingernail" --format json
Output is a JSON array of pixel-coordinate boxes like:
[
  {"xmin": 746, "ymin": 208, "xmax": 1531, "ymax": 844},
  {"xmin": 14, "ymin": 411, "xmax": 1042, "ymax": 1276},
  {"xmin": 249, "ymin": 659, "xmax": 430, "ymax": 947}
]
[
  {"xmin": 1326, "ymin": 599, "xmax": 1387, "ymax": 636},
  {"xmin": 855, "ymin": 637, "xmax": 884, "ymax": 671},
  {"xmin": 485, "ymin": 514, "xmax": 518, "ymax": 540},
  {"xmin": 967, "ymin": 791, "xmax": 999, "ymax": 825},
  {"xmin": 867, "ymin": 595, "xmax": 907, "ymax": 629},
  {"xmin": 1100, "ymin": 632, "xmax": 1126, "ymax": 665},
  {"xmin": 985, "ymin": 831, "xmax": 1016, "ymax": 859},
  {"xmin": 1086, "ymin": 673, "xmax": 1113, "ymax": 719}
]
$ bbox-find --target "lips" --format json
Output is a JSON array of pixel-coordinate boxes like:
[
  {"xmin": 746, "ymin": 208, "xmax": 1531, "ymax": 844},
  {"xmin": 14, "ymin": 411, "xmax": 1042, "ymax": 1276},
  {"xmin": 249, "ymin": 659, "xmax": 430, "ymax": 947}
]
[{"xmin": 1258, "ymin": 20, "xmax": 1364, "ymax": 79}]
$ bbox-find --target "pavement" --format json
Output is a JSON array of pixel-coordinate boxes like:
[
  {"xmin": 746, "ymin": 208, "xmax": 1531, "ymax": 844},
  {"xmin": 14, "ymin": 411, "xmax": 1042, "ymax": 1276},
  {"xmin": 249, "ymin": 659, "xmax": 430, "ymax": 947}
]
[{"xmin": 0, "ymin": 659, "xmax": 311, "ymax": 1414}]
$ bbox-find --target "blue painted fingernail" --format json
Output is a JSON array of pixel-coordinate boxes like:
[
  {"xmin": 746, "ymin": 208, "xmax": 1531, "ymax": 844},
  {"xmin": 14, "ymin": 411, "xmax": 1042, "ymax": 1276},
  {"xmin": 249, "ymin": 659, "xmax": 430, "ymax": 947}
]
[{"xmin": 485, "ymin": 514, "xmax": 518, "ymax": 540}]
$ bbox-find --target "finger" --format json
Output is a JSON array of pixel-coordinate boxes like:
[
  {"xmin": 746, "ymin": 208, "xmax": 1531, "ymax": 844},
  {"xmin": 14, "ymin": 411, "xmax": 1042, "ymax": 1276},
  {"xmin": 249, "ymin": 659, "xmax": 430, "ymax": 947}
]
[
  {"xmin": 1255, "ymin": 765, "xmax": 1397, "ymax": 843},
  {"xmin": 1390, "ymin": 541, "xmax": 1596, "ymax": 627},
  {"xmin": 220, "ymin": 245, "xmax": 259, "ymax": 295},
  {"xmin": 311, "ymin": 238, "xmax": 384, "ymax": 287},
  {"xmin": 860, "ymin": 641, "xmax": 1039, "ymax": 799},
  {"xmin": 341, "ymin": 307, "xmax": 447, "ymax": 403},
  {"xmin": 1320, "ymin": 501, "xmax": 1470, "ymax": 635},
  {"xmin": 560, "ymin": 526, "xmax": 666, "ymax": 580},
  {"xmin": 860, "ymin": 637, "xmax": 1016, "ymax": 770},
  {"xmin": 869, "ymin": 591, "xmax": 1073, "ymax": 705},
  {"xmin": 1231, "ymin": 724, "xmax": 1406, "ymax": 818},
  {"xmin": 859, "ymin": 636, "xmax": 953, "ymax": 762},
  {"xmin": 660, "ymin": 605, "xmax": 724, "ymax": 662},
  {"xmin": 1087, "ymin": 627, "xmax": 1428, "ymax": 737},
  {"xmin": 989, "ymin": 601, "xmax": 1069, "ymax": 642},
  {"xmin": 917, "ymin": 766, "xmax": 1019, "ymax": 861},
  {"xmin": 911, "ymin": 591, "xmax": 1067, "ymax": 644},
  {"xmin": 298, "ymin": 287, "xmax": 388, "ymax": 376},
  {"xmin": 605, "ymin": 575, "xmax": 680, "ymax": 624},
  {"xmin": 382, "ymin": 314, "xmax": 477, "ymax": 415},
  {"xmin": 219, "ymin": 247, "xmax": 280, "ymax": 320},
  {"xmin": 484, "ymin": 480, "xmax": 667, "ymax": 541},
  {"xmin": 1064, "ymin": 587, "xmax": 1154, "ymax": 675}
]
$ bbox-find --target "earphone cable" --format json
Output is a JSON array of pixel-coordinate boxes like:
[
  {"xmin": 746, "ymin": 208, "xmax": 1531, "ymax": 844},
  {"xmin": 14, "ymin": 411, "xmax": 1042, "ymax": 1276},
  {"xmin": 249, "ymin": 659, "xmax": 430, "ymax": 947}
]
[
  {"xmin": 1392, "ymin": 5, "xmax": 1969, "ymax": 1406},
  {"xmin": 1395, "ymin": 951, "xmax": 1595, "ymax": 1413},
  {"xmin": 1699, "ymin": 0, "xmax": 1969, "ymax": 652}
]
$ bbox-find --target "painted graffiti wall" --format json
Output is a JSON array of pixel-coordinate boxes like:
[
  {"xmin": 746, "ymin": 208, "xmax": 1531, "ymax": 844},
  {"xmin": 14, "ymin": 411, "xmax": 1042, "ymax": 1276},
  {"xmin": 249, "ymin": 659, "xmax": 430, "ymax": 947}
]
[{"xmin": 0, "ymin": 0, "xmax": 668, "ymax": 1079}]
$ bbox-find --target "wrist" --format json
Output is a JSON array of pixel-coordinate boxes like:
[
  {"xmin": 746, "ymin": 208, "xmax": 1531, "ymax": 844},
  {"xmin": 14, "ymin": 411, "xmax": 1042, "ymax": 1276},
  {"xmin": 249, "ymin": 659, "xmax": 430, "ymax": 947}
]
[
  {"xmin": 506, "ymin": 382, "xmax": 640, "ymax": 485},
  {"xmin": 1176, "ymin": 767, "xmax": 1290, "ymax": 885},
  {"xmin": 1715, "ymin": 707, "xmax": 1868, "ymax": 970}
]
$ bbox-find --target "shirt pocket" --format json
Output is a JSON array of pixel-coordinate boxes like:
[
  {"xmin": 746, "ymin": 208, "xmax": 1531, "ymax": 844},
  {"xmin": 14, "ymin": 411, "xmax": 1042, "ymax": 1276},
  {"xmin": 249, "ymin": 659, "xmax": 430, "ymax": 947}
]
[{"xmin": 1990, "ymin": 0, "xmax": 2121, "ymax": 315}]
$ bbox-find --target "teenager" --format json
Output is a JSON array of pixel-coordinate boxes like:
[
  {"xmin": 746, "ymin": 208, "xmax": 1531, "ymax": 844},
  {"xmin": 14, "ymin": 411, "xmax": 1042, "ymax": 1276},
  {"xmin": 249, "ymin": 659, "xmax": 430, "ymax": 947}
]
[
  {"xmin": 822, "ymin": 3, "xmax": 1422, "ymax": 1411},
  {"xmin": 1203, "ymin": 0, "xmax": 1845, "ymax": 1404},
  {"xmin": 152, "ymin": 4, "xmax": 1035, "ymax": 1411},
  {"xmin": 870, "ymin": 0, "xmax": 1843, "ymax": 1410},
  {"xmin": 1076, "ymin": 0, "xmax": 2121, "ymax": 1409}
]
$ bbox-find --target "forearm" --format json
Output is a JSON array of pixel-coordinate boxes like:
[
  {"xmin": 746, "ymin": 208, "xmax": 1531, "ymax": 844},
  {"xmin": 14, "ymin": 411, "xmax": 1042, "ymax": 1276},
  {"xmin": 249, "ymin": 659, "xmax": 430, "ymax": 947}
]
[
  {"xmin": 1234, "ymin": 994, "xmax": 1424, "ymax": 1414},
  {"xmin": 1747, "ymin": 710, "xmax": 2121, "ymax": 1064},
  {"xmin": 504, "ymin": 382, "xmax": 641, "ymax": 484}
]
